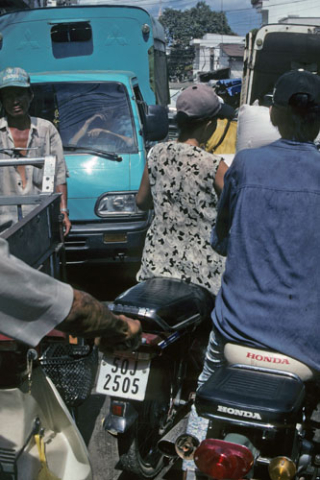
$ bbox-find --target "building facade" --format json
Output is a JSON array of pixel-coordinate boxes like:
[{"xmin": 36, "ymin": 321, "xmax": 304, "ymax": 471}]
[
  {"xmin": 219, "ymin": 43, "xmax": 245, "ymax": 79},
  {"xmin": 251, "ymin": 0, "xmax": 320, "ymax": 25},
  {"xmin": 191, "ymin": 33, "xmax": 245, "ymax": 80}
]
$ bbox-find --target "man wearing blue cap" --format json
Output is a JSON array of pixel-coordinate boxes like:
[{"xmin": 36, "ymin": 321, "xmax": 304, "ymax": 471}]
[
  {"xmin": 0, "ymin": 67, "xmax": 71, "ymax": 234},
  {"xmin": 210, "ymin": 69, "xmax": 320, "ymax": 372},
  {"xmin": 182, "ymin": 70, "xmax": 320, "ymax": 478}
]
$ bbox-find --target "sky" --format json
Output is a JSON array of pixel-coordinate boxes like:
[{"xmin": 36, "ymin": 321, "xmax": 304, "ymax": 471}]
[
  {"xmin": 157, "ymin": 0, "xmax": 262, "ymax": 36},
  {"xmin": 78, "ymin": 0, "xmax": 262, "ymax": 37}
]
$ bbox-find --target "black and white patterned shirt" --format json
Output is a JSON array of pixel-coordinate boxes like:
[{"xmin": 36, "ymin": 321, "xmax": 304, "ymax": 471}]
[{"xmin": 137, "ymin": 141, "xmax": 225, "ymax": 295}]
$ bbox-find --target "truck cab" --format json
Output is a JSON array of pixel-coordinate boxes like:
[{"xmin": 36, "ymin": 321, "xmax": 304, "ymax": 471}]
[
  {"xmin": 241, "ymin": 23, "xmax": 320, "ymax": 106},
  {"xmin": 0, "ymin": 5, "xmax": 169, "ymax": 263}
]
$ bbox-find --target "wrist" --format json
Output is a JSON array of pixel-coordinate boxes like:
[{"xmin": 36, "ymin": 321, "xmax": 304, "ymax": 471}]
[{"xmin": 60, "ymin": 208, "xmax": 69, "ymax": 216}]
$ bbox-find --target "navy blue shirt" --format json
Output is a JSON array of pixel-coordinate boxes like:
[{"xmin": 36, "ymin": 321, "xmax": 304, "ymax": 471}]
[{"xmin": 211, "ymin": 139, "xmax": 320, "ymax": 371}]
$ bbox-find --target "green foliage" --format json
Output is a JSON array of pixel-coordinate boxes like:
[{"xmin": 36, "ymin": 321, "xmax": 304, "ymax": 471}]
[{"xmin": 159, "ymin": 1, "xmax": 235, "ymax": 80}]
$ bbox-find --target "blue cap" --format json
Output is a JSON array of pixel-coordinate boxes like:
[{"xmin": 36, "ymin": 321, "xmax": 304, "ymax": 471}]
[
  {"xmin": 0, "ymin": 67, "xmax": 31, "ymax": 89},
  {"xmin": 273, "ymin": 70, "xmax": 320, "ymax": 107}
]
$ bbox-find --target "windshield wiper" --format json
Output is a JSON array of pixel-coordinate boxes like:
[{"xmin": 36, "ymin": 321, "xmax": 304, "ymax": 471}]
[{"xmin": 63, "ymin": 144, "xmax": 122, "ymax": 162}]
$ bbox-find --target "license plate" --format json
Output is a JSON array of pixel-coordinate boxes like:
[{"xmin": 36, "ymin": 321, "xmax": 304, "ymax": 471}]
[
  {"xmin": 96, "ymin": 353, "xmax": 151, "ymax": 401},
  {"xmin": 103, "ymin": 233, "xmax": 127, "ymax": 244}
]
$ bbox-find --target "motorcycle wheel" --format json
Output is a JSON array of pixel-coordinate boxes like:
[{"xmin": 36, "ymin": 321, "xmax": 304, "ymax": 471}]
[{"xmin": 118, "ymin": 361, "xmax": 172, "ymax": 479}]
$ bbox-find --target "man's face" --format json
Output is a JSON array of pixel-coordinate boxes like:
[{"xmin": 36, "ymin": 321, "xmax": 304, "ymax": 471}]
[{"xmin": 1, "ymin": 87, "xmax": 32, "ymax": 118}]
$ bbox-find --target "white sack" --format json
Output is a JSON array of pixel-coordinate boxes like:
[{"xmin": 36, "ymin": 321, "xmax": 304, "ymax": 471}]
[{"xmin": 236, "ymin": 104, "xmax": 280, "ymax": 153}]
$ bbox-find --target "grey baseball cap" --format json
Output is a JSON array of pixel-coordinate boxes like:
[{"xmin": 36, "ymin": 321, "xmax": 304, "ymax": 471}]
[
  {"xmin": 176, "ymin": 84, "xmax": 235, "ymax": 121},
  {"xmin": 0, "ymin": 67, "xmax": 31, "ymax": 90}
]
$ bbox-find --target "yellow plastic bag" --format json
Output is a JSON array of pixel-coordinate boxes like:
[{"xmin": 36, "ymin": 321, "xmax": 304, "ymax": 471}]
[
  {"xmin": 206, "ymin": 119, "xmax": 237, "ymax": 154},
  {"xmin": 34, "ymin": 434, "xmax": 61, "ymax": 480}
]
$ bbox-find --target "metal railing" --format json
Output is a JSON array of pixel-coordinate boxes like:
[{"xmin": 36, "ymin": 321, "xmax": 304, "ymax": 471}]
[{"xmin": 0, "ymin": 153, "xmax": 65, "ymax": 280}]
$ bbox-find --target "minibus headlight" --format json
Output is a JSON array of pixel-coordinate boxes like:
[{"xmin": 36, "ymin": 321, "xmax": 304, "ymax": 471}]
[{"xmin": 95, "ymin": 192, "xmax": 144, "ymax": 217}]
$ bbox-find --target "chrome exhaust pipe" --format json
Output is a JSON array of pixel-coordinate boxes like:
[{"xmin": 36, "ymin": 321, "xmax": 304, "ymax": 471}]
[
  {"xmin": 175, "ymin": 434, "xmax": 200, "ymax": 460},
  {"xmin": 157, "ymin": 414, "xmax": 190, "ymax": 458}
]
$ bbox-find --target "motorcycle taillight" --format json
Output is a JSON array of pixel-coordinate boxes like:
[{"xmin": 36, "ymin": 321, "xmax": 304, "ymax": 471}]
[
  {"xmin": 0, "ymin": 334, "xmax": 19, "ymax": 351},
  {"xmin": 194, "ymin": 439, "xmax": 254, "ymax": 479}
]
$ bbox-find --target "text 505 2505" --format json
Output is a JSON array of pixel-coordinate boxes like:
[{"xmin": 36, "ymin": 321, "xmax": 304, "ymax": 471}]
[{"xmin": 96, "ymin": 354, "xmax": 150, "ymax": 401}]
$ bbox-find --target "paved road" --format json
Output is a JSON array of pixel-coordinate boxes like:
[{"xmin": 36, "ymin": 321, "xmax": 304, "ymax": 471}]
[
  {"xmin": 66, "ymin": 263, "xmax": 184, "ymax": 480},
  {"xmin": 66, "ymin": 262, "xmax": 140, "ymax": 302},
  {"xmin": 66, "ymin": 262, "xmax": 138, "ymax": 480}
]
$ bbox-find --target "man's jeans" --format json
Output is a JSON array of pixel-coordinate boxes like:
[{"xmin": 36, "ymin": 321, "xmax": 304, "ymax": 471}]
[{"xmin": 183, "ymin": 327, "xmax": 226, "ymax": 471}]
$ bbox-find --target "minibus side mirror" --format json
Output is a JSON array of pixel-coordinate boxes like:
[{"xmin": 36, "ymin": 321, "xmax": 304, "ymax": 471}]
[{"xmin": 145, "ymin": 105, "xmax": 169, "ymax": 141}]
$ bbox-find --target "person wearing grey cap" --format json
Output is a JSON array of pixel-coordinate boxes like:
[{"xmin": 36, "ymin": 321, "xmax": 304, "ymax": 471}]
[
  {"xmin": 0, "ymin": 67, "xmax": 71, "ymax": 235},
  {"xmin": 136, "ymin": 84, "xmax": 234, "ymax": 297}
]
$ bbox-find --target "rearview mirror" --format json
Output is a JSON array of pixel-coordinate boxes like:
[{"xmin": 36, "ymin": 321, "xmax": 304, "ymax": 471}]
[{"xmin": 145, "ymin": 105, "xmax": 169, "ymax": 141}]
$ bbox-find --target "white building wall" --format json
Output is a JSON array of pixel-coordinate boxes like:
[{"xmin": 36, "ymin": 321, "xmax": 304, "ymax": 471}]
[
  {"xmin": 219, "ymin": 51, "xmax": 243, "ymax": 78},
  {"xmin": 281, "ymin": 16, "xmax": 320, "ymax": 26},
  {"xmin": 191, "ymin": 34, "xmax": 245, "ymax": 79},
  {"xmin": 254, "ymin": 0, "xmax": 320, "ymax": 25},
  {"xmin": 219, "ymin": 50, "xmax": 230, "ymax": 70}
]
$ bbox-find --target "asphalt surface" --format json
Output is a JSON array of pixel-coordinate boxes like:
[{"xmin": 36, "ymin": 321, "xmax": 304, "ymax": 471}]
[{"xmin": 65, "ymin": 263, "xmax": 185, "ymax": 480}]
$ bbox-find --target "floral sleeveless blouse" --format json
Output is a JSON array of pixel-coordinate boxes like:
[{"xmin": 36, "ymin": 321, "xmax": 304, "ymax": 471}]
[{"xmin": 136, "ymin": 142, "xmax": 225, "ymax": 296}]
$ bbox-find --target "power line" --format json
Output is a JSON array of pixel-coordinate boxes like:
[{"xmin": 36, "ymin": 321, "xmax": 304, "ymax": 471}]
[{"xmin": 117, "ymin": 0, "xmax": 318, "ymax": 14}]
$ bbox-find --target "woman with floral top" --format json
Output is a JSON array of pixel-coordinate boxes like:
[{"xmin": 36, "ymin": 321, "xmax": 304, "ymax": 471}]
[{"xmin": 136, "ymin": 83, "xmax": 234, "ymax": 296}]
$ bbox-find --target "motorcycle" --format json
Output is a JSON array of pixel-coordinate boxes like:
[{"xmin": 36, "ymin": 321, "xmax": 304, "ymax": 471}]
[
  {"xmin": 170, "ymin": 341, "xmax": 320, "ymax": 480},
  {"xmin": 95, "ymin": 276, "xmax": 215, "ymax": 479},
  {"xmin": 0, "ymin": 332, "xmax": 95, "ymax": 480}
]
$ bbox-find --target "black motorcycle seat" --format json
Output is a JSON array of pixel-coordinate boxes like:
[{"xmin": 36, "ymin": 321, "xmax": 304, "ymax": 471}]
[
  {"xmin": 195, "ymin": 365, "xmax": 305, "ymax": 428},
  {"xmin": 110, "ymin": 277, "xmax": 215, "ymax": 332}
]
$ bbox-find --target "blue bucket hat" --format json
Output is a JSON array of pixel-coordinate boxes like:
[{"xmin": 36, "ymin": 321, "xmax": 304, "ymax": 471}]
[{"xmin": 0, "ymin": 67, "xmax": 31, "ymax": 89}]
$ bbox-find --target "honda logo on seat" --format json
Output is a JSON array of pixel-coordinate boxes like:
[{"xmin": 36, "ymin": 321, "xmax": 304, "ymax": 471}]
[
  {"xmin": 217, "ymin": 405, "xmax": 262, "ymax": 420},
  {"xmin": 246, "ymin": 352, "xmax": 290, "ymax": 364}
]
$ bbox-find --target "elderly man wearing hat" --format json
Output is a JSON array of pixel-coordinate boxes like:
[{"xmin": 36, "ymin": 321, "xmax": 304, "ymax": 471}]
[
  {"xmin": 0, "ymin": 67, "xmax": 71, "ymax": 234},
  {"xmin": 136, "ymin": 83, "xmax": 234, "ymax": 298}
]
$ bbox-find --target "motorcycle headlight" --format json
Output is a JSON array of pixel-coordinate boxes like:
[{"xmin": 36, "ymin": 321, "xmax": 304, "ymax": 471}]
[{"xmin": 95, "ymin": 192, "xmax": 145, "ymax": 218}]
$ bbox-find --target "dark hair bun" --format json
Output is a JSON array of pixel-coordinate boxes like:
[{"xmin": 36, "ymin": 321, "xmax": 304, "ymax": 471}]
[
  {"xmin": 175, "ymin": 111, "xmax": 191, "ymax": 127},
  {"xmin": 289, "ymin": 93, "xmax": 320, "ymax": 117},
  {"xmin": 289, "ymin": 93, "xmax": 310, "ymax": 109}
]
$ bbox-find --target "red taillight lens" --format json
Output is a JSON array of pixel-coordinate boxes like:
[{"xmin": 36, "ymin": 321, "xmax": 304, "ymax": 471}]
[
  {"xmin": 194, "ymin": 439, "xmax": 254, "ymax": 479},
  {"xmin": 111, "ymin": 402, "xmax": 125, "ymax": 417},
  {"xmin": 0, "ymin": 334, "xmax": 13, "ymax": 341}
]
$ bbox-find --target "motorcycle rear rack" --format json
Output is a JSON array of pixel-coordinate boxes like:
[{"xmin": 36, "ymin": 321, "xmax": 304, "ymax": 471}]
[{"xmin": 109, "ymin": 303, "xmax": 201, "ymax": 332}]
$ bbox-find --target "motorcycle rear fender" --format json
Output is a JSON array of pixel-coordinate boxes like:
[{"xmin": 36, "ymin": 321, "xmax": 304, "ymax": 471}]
[
  {"xmin": 103, "ymin": 399, "xmax": 138, "ymax": 434},
  {"xmin": 0, "ymin": 366, "xmax": 92, "ymax": 480}
]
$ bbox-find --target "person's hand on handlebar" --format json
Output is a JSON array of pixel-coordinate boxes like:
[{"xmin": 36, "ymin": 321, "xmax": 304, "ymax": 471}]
[
  {"xmin": 58, "ymin": 290, "xmax": 142, "ymax": 352},
  {"xmin": 98, "ymin": 315, "xmax": 142, "ymax": 353}
]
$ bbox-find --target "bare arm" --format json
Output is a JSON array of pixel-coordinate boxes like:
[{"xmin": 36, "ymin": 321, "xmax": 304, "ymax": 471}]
[
  {"xmin": 56, "ymin": 183, "xmax": 71, "ymax": 236},
  {"xmin": 214, "ymin": 159, "xmax": 228, "ymax": 196},
  {"xmin": 69, "ymin": 114, "xmax": 100, "ymax": 144},
  {"xmin": 136, "ymin": 163, "xmax": 153, "ymax": 211},
  {"xmin": 58, "ymin": 288, "xmax": 142, "ymax": 350},
  {"xmin": 88, "ymin": 128, "xmax": 133, "ymax": 146}
]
